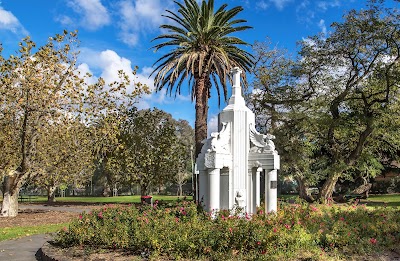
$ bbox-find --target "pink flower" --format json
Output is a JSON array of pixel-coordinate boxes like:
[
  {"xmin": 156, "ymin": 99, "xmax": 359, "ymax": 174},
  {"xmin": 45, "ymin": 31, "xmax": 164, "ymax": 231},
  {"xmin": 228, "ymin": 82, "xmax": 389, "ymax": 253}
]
[
  {"xmin": 98, "ymin": 212, "xmax": 103, "ymax": 219},
  {"xmin": 79, "ymin": 215, "xmax": 82, "ymax": 219},
  {"xmin": 370, "ymin": 238, "xmax": 377, "ymax": 244},
  {"xmin": 284, "ymin": 224, "xmax": 291, "ymax": 230},
  {"xmin": 257, "ymin": 241, "xmax": 261, "ymax": 245},
  {"xmin": 273, "ymin": 228, "xmax": 277, "ymax": 233},
  {"xmin": 229, "ymin": 227, "xmax": 233, "ymax": 233}
]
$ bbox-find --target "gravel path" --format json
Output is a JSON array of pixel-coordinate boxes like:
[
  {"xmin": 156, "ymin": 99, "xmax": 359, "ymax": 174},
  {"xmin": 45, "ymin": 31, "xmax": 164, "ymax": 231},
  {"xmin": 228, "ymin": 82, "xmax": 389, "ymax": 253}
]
[
  {"xmin": 0, "ymin": 203, "xmax": 96, "ymax": 260},
  {"xmin": 19, "ymin": 204, "xmax": 92, "ymax": 213},
  {"xmin": 0, "ymin": 234, "xmax": 51, "ymax": 261}
]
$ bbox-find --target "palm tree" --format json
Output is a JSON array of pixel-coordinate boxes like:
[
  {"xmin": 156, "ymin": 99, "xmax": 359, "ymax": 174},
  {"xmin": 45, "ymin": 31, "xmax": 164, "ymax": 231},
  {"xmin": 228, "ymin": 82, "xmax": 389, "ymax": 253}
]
[{"xmin": 151, "ymin": 0, "xmax": 253, "ymax": 159}]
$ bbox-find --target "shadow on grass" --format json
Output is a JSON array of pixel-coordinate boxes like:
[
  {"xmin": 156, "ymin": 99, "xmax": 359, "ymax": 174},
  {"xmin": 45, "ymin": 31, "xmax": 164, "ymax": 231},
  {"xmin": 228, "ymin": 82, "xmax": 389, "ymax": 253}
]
[
  {"xmin": 359, "ymin": 200, "xmax": 400, "ymax": 208},
  {"xmin": 24, "ymin": 197, "xmax": 190, "ymax": 207}
]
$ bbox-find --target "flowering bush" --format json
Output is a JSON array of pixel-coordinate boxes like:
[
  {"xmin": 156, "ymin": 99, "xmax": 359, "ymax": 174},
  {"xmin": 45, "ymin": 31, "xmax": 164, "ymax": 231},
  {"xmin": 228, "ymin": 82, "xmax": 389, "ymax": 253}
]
[{"xmin": 55, "ymin": 200, "xmax": 400, "ymax": 260}]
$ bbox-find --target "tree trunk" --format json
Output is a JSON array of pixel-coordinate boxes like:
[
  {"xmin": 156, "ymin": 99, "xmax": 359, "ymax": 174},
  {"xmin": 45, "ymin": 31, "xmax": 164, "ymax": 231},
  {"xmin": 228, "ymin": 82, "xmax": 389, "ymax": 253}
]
[
  {"xmin": 177, "ymin": 184, "xmax": 183, "ymax": 196},
  {"xmin": 295, "ymin": 176, "xmax": 314, "ymax": 203},
  {"xmin": 194, "ymin": 75, "xmax": 209, "ymax": 202},
  {"xmin": 141, "ymin": 184, "xmax": 148, "ymax": 196},
  {"xmin": 1, "ymin": 175, "xmax": 19, "ymax": 217},
  {"xmin": 319, "ymin": 174, "xmax": 340, "ymax": 204},
  {"xmin": 102, "ymin": 183, "xmax": 111, "ymax": 197},
  {"xmin": 47, "ymin": 185, "xmax": 57, "ymax": 203},
  {"xmin": 194, "ymin": 76, "xmax": 209, "ymax": 157}
]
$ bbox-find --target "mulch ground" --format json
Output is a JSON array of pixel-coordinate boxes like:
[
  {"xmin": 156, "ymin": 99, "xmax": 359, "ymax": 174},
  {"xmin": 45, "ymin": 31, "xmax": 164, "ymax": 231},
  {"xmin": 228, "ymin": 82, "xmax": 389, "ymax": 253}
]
[{"xmin": 0, "ymin": 209, "xmax": 78, "ymax": 228}]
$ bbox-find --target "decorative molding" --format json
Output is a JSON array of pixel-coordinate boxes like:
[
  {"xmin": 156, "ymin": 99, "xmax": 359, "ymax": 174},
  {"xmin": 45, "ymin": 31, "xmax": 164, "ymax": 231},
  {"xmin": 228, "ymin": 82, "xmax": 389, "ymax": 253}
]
[
  {"xmin": 249, "ymin": 123, "xmax": 275, "ymax": 153},
  {"xmin": 204, "ymin": 152, "xmax": 216, "ymax": 169},
  {"xmin": 208, "ymin": 122, "xmax": 231, "ymax": 154}
]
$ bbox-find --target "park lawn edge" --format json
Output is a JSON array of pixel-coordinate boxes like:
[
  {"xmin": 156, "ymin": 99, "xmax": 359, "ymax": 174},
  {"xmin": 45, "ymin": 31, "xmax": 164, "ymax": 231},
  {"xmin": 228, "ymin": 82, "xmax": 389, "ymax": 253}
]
[{"xmin": 0, "ymin": 222, "xmax": 70, "ymax": 242}]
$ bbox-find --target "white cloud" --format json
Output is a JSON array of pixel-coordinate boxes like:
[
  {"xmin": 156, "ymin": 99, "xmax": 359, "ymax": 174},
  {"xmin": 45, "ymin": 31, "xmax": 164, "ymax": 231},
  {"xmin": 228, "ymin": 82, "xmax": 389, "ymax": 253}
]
[
  {"xmin": 296, "ymin": 0, "xmax": 315, "ymax": 24},
  {"xmin": 117, "ymin": 0, "xmax": 172, "ymax": 46},
  {"xmin": 256, "ymin": 1, "xmax": 269, "ymax": 10},
  {"xmin": 78, "ymin": 48, "xmax": 193, "ymax": 110},
  {"xmin": 62, "ymin": 0, "xmax": 110, "ymax": 30},
  {"xmin": 56, "ymin": 15, "xmax": 74, "ymax": 27},
  {"xmin": 317, "ymin": 0, "xmax": 341, "ymax": 11},
  {"xmin": 77, "ymin": 63, "xmax": 97, "ymax": 85},
  {"xmin": 269, "ymin": 0, "xmax": 293, "ymax": 10},
  {"xmin": 318, "ymin": 19, "xmax": 327, "ymax": 36},
  {"xmin": 97, "ymin": 50, "xmax": 132, "ymax": 83},
  {"xmin": 0, "ymin": 7, "xmax": 28, "ymax": 35},
  {"xmin": 78, "ymin": 48, "xmax": 151, "ymax": 108},
  {"xmin": 301, "ymin": 37, "xmax": 317, "ymax": 48},
  {"xmin": 120, "ymin": 32, "xmax": 139, "ymax": 47},
  {"xmin": 207, "ymin": 115, "xmax": 219, "ymax": 137}
]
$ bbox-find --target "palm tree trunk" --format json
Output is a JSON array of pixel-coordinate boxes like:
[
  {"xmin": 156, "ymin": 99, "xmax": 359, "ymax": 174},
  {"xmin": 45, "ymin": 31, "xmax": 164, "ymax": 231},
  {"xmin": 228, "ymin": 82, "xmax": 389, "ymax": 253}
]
[
  {"xmin": 194, "ymin": 75, "xmax": 209, "ymax": 202},
  {"xmin": 194, "ymin": 76, "xmax": 209, "ymax": 157}
]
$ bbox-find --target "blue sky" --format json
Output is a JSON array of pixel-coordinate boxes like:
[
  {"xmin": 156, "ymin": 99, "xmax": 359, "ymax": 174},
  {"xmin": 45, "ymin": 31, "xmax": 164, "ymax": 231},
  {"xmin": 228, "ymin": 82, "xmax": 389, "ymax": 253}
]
[{"xmin": 0, "ymin": 0, "xmax": 394, "ymax": 133}]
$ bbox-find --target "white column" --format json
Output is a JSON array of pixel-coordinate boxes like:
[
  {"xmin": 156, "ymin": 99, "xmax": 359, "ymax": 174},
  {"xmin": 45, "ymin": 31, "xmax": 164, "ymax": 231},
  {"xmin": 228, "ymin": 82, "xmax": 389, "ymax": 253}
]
[
  {"xmin": 265, "ymin": 169, "xmax": 278, "ymax": 213},
  {"xmin": 228, "ymin": 67, "xmax": 245, "ymax": 106},
  {"xmin": 256, "ymin": 167, "xmax": 262, "ymax": 208},
  {"xmin": 247, "ymin": 170, "xmax": 252, "ymax": 214},
  {"xmin": 199, "ymin": 170, "xmax": 208, "ymax": 209},
  {"xmin": 209, "ymin": 168, "xmax": 221, "ymax": 214},
  {"xmin": 220, "ymin": 170, "xmax": 229, "ymax": 210}
]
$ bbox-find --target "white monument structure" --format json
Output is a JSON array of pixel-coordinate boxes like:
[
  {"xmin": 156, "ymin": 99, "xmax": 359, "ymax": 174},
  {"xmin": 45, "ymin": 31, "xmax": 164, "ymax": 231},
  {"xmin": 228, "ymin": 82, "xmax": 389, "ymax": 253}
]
[{"xmin": 196, "ymin": 67, "xmax": 280, "ymax": 215}]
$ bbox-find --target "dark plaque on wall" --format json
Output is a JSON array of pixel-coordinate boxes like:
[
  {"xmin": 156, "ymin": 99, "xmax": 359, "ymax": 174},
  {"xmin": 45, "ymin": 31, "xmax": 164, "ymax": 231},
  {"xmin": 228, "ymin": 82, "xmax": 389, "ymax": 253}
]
[{"xmin": 270, "ymin": 181, "xmax": 277, "ymax": 189}]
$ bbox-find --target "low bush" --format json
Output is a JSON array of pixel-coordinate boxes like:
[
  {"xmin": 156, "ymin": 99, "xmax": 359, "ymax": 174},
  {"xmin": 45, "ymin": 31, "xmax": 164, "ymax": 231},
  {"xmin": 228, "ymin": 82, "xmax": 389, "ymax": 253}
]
[{"xmin": 55, "ymin": 200, "xmax": 400, "ymax": 260}]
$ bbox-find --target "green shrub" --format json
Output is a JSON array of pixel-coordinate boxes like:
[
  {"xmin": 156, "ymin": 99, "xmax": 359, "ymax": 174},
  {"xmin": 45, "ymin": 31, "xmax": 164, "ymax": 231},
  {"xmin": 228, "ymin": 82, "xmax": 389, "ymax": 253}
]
[{"xmin": 55, "ymin": 200, "xmax": 400, "ymax": 260}]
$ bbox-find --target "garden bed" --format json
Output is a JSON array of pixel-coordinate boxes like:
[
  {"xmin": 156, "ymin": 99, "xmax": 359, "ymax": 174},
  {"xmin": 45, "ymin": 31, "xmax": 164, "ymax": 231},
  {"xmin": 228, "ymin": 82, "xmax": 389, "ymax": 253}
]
[
  {"xmin": 40, "ymin": 241, "xmax": 400, "ymax": 261},
  {"xmin": 52, "ymin": 201, "xmax": 400, "ymax": 260}
]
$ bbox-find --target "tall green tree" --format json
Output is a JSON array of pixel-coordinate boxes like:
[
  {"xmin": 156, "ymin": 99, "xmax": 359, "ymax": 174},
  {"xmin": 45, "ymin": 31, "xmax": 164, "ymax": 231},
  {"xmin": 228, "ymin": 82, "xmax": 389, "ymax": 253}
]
[
  {"xmin": 250, "ymin": 1, "xmax": 400, "ymax": 203},
  {"xmin": 120, "ymin": 109, "xmax": 185, "ymax": 196},
  {"xmin": 248, "ymin": 42, "xmax": 321, "ymax": 202},
  {"xmin": 91, "ymin": 113, "xmax": 127, "ymax": 197},
  {"xmin": 151, "ymin": 0, "xmax": 253, "ymax": 159},
  {"xmin": 174, "ymin": 119, "xmax": 195, "ymax": 196},
  {"xmin": 33, "ymin": 117, "xmax": 93, "ymax": 202}
]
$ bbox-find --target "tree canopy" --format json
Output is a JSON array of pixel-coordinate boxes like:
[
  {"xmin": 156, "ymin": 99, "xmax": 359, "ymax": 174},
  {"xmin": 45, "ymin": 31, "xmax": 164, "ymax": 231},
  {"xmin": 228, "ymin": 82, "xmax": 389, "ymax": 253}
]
[
  {"xmin": 249, "ymin": 1, "xmax": 400, "ymax": 202},
  {"xmin": 119, "ymin": 108, "xmax": 193, "ymax": 196},
  {"xmin": 151, "ymin": 0, "xmax": 253, "ymax": 159},
  {"xmin": 0, "ymin": 31, "xmax": 148, "ymax": 216}
]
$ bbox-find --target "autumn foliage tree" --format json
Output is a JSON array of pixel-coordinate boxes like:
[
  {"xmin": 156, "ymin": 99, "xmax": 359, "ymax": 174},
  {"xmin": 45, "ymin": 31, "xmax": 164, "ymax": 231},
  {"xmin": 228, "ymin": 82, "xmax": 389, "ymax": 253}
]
[
  {"xmin": 0, "ymin": 31, "xmax": 147, "ymax": 217},
  {"xmin": 33, "ymin": 118, "xmax": 94, "ymax": 202}
]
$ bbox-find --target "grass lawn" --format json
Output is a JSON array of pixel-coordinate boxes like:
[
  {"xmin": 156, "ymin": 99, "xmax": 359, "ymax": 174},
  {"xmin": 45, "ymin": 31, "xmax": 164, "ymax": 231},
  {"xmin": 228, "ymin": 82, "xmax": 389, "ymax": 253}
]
[
  {"xmin": 361, "ymin": 193, "xmax": 400, "ymax": 208},
  {"xmin": 0, "ymin": 223, "xmax": 69, "ymax": 241},
  {"xmin": 53, "ymin": 195, "xmax": 192, "ymax": 203},
  {"xmin": 278, "ymin": 193, "xmax": 400, "ymax": 208},
  {"xmin": 6, "ymin": 195, "xmax": 193, "ymax": 204}
]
